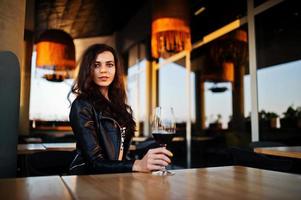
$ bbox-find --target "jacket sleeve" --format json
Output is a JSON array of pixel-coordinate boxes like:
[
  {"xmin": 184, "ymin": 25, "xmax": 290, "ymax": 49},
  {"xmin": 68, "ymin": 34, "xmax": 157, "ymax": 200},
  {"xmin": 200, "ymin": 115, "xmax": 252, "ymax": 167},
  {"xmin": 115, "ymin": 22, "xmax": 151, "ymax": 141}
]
[{"xmin": 70, "ymin": 99, "xmax": 135, "ymax": 174}]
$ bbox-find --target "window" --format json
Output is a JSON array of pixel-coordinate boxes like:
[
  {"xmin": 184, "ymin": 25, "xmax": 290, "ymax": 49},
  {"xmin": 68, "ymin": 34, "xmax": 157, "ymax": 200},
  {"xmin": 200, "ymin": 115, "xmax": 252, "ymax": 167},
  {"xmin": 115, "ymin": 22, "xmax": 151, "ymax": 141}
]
[
  {"xmin": 159, "ymin": 59, "xmax": 196, "ymax": 123},
  {"xmin": 205, "ymin": 82, "xmax": 232, "ymax": 129},
  {"xmin": 127, "ymin": 59, "xmax": 146, "ymax": 135},
  {"xmin": 29, "ymin": 50, "xmax": 75, "ymax": 124}
]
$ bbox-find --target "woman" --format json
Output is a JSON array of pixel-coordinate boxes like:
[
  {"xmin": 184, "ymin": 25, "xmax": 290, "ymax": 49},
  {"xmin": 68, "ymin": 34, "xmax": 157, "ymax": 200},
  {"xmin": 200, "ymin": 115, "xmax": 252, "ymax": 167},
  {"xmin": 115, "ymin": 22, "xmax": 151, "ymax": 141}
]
[{"xmin": 69, "ymin": 44, "xmax": 172, "ymax": 174}]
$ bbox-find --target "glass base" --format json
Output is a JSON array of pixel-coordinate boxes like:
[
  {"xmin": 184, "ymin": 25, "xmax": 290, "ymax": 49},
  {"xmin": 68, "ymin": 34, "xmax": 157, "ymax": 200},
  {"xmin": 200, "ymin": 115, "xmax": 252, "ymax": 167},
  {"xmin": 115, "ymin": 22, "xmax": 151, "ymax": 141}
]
[{"xmin": 152, "ymin": 170, "xmax": 175, "ymax": 176}]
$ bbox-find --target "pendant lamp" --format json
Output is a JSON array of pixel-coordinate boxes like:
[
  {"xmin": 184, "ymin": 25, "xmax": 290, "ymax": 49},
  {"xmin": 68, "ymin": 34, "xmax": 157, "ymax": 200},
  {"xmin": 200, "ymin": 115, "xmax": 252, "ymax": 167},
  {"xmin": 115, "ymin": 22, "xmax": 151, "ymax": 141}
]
[
  {"xmin": 36, "ymin": 29, "xmax": 75, "ymax": 82},
  {"xmin": 151, "ymin": 0, "xmax": 191, "ymax": 58},
  {"xmin": 203, "ymin": 29, "xmax": 248, "ymax": 83}
]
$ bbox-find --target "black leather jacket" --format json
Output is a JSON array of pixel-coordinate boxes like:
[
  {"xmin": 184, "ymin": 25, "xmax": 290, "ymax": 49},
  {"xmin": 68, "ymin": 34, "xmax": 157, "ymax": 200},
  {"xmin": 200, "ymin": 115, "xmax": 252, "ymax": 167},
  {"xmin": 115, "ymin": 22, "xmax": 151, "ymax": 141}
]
[{"xmin": 69, "ymin": 97, "xmax": 135, "ymax": 174}]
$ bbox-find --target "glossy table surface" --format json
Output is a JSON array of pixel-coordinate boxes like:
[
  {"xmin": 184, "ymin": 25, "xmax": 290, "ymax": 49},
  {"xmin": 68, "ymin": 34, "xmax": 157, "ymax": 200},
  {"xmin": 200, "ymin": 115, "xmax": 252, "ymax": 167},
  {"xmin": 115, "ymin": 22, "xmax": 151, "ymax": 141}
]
[
  {"xmin": 42, "ymin": 142, "xmax": 76, "ymax": 151},
  {"xmin": 17, "ymin": 142, "xmax": 139, "ymax": 154},
  {"xmin": 62, "ymin": 166, "xmax": 301, "ymax": 200},
  {"xmin": 0, "ymin": 176, "xmax": 72, "ymax": 200},
  {"xmin": 254, "ymin": 146, "xmax": 301, "ymax": 159},
  {"xmin": 17, "ymin": 143, "xmax": 76, "ymax": 154},
  {"xmin": 17, "ymin": 143, "xmax": 46, "ymax": 155}
]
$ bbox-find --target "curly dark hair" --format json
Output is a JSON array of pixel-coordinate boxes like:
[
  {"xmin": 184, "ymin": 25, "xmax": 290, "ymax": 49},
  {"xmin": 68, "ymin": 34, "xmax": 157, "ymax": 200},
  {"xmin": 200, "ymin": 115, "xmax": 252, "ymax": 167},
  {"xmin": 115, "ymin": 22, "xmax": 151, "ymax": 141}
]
[{"xmin": 69, "ymin": 43, "xmax": 135, "ymax": 135}]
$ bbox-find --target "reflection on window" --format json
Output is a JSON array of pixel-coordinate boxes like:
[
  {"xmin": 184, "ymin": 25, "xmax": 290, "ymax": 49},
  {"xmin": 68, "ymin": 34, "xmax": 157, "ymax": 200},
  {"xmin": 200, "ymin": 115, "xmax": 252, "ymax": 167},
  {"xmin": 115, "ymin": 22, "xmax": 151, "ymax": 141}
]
[
  {"xmin": 159, "ymin": 60, "xmax": 195, "ymax": 123},
  {"xmin": 244, "ymin": 75, "xmax": 251, "ymax": 118},
  {"xmin": 127, "ymin": 59, "xmax": 146, "ymax": 124},
  {"xmin": 257, "ymin": 60, "xmax": 301, "ymax": 121},
  {"xmin": 205, "ymin": 82, "xmax": 232, "ymax": 129},
  {"xmin": 244, "ymin": 60, "xmax": 301, "ymax": 129},
  {"xmin": 29, "ymin": 51, "xmax": 75, "ymax": 122}
]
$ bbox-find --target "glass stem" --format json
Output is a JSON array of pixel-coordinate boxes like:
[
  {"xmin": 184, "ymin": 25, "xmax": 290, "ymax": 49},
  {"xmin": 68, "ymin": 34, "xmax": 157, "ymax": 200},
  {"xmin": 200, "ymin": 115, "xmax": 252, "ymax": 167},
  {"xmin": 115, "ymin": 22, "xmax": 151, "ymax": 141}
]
[{"xmin": 161, "ymin": 144, "xmax": 167, "ymax": 174}]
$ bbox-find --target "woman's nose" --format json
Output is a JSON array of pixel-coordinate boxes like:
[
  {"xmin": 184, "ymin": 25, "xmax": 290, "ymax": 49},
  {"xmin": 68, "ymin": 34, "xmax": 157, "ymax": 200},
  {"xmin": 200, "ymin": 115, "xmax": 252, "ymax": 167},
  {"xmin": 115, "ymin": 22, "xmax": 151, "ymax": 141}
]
[{"xmin": 99, "ymin": 66, "xmax": 107, "ymax": 73}]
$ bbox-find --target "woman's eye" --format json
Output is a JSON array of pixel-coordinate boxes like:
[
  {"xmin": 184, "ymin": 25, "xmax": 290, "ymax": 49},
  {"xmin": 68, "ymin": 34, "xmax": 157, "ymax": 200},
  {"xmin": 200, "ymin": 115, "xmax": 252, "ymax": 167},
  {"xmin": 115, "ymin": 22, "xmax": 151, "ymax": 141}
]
[
  {"xmin": 107, "ymin": 63, "xmax": 114, "ymax": 67},
  {"xmin": 94, "ymin": 63, "xmax": 100, "ymax": 68}
]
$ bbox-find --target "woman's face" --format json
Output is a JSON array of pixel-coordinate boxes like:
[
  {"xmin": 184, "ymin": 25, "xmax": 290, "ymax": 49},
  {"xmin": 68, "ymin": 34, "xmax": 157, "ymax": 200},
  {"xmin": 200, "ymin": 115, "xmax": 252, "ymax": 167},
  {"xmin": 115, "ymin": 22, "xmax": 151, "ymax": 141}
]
[{"xmin": 93, "ymin": 51, "xmax": 116, "ymax": 89}]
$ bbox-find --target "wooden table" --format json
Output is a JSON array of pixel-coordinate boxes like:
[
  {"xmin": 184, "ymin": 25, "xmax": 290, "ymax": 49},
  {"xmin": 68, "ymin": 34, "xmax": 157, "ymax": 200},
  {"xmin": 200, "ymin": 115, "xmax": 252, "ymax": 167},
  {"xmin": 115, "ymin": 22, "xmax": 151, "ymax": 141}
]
[
  {"xmin": 17, "ymin": 144, "xmax": 46, "ymax": 155},
  {"xmin": 17, "ymin": 143, "xmax": 76, "ymax": 155},
  {"xmin": 132, "ymin": 136, "xmax": 148, "ymax": 142},
  {"xmin": 192, "ymin": 136, "xmax": 214, "ymax": 141},
  {"xmin": 17, "ymin": 143, "xmax": 76, "ymax": 176},
  {"xmin": 18, "ymin": 142, "xmax": 137, "ymax": 153},
  {"xmin": 254, "ymin": 146, "xmax": 301, "ymax": 159},
  {"xmin": 42, "ymin": 142, "xmax": 76, "ymax": 151},
  {"xmin": 62, "ymin": 166, "xmax": 301, "ymax": 199},
  {"xmin": 0, "ymin": 176, "xmax": 72, "ymax": 200}
]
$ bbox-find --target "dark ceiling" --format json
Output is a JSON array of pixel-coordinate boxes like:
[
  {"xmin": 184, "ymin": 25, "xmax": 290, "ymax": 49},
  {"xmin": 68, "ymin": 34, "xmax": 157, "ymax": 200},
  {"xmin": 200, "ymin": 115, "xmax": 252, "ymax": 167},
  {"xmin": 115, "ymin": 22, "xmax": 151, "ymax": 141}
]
[
  {"xmin": 34, "ymin": 0, "xmax": 301, "ymax": 70},
  {"xmin": 35, "ymin": 0, "xmax": 247, "ymax": 41},
  {"xmin": 35, "ymin": 0, "xmax": 146, "ymax": 39},
  {"xmin": 190, "ymin": 0, "xmax": 246, "ymax": 43}
]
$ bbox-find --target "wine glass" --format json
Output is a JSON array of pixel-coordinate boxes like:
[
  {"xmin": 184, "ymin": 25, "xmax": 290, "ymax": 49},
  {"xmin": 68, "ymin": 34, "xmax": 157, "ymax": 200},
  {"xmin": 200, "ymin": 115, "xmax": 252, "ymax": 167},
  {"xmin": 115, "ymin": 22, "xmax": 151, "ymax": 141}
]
[{"xmin": 151, "ymin": 106, "xmax": 176, "ymax": 176}]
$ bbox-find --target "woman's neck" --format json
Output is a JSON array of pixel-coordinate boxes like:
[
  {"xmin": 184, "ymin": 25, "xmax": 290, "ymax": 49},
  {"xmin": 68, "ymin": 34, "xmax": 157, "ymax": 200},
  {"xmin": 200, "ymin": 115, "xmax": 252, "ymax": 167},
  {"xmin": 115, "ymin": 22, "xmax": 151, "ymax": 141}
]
[{"xmin": 99, "ymin": 87, "xmax": 109, "ymax": 101}]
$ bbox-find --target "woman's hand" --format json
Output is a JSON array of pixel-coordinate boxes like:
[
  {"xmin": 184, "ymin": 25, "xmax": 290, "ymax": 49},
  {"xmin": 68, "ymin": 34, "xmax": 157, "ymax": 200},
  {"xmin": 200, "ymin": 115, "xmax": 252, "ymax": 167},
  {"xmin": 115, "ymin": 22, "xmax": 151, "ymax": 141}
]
[{"xmin": 133, "ymin": 147, "xmax": 173, "ymax": 172}]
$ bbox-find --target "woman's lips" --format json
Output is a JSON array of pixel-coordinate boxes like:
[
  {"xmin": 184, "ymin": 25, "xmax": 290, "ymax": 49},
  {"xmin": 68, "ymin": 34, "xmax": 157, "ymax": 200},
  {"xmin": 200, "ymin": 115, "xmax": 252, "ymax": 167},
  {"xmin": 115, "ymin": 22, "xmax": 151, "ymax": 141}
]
[{"xmin": 98, "ymin": 76, "xmax": 109, "ymax": 81}]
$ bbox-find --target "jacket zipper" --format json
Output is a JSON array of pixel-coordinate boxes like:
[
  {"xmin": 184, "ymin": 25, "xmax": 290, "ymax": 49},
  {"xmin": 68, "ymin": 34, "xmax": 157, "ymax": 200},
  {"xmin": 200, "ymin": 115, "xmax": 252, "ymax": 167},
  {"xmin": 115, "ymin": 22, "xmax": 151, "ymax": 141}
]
[
  {"xmin": 69, "ymin": 154, "xmax": 86, "ymax": 171},
  {"xmin": 100, "ymin": 115, "xmax": 126, "ymax": 159}
]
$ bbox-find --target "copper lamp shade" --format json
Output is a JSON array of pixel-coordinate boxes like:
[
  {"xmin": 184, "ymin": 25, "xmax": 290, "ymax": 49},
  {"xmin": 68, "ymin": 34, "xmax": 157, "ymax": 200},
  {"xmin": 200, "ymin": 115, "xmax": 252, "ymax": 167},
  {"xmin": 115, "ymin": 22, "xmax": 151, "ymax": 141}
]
[
  {"xmin": 151, "ymin": 0, "xmax": 191, "ymax": 58},
  {"xmin": 203, "ymin": 29, "xmax": 248, "ymax": 83},
  {"xmin": 36, "ymin": 29, "xmax": 75, "ymax": 82},
  {"xmin": 203, "ymin": 62, "xmax": 235, "ymax": 82}
]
